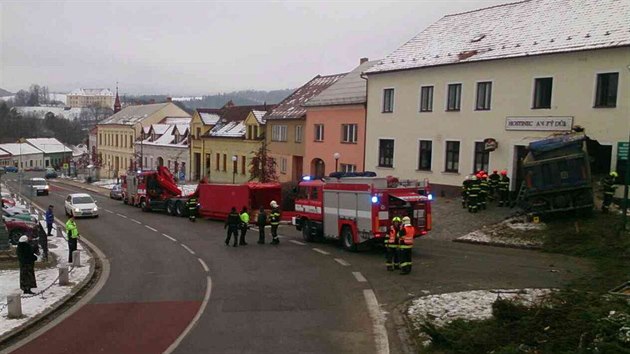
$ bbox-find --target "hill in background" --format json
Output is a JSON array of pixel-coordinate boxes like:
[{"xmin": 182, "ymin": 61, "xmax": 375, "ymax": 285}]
[
  {"xmin": 126, "ymin": 89, "xmax": 294, "ymax": 110},
  {"xmin": 0, "ymin": 88, "xmax": 13, "ymax": 96}
]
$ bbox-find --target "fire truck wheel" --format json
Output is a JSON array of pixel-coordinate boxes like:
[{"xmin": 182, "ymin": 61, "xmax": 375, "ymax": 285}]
[
  {"xmin": 302, "ymin": 220, "xmax": 314, "ymax": 242},
  {"xmin": 341, "ymin": 226, "xmax": 357, "ymax": 252},
  {"xmin": 166, "ymin": 201, "xmax": 175, "ymax": 216},
  {"xmin": 140, "ymin": 199, "xmax": 149, "ymax": 211},
  {"xmin": 123, "ymin": 195, "xmax": 128, "ymax": 205},
  {"xmin": 175, "ymin": 201, "xmax": 184, "ymax": 217}
]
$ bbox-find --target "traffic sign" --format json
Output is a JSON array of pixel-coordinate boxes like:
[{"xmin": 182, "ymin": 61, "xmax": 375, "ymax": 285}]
[{"xmin": 618, "ymin": 142, "xmax": 629, "ymax": 161}]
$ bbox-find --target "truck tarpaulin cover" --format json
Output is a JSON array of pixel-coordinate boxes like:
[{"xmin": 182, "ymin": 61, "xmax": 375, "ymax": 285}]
[{"xmin": 389, "ymin": 191, "xmax": 426, "ymax": 202}]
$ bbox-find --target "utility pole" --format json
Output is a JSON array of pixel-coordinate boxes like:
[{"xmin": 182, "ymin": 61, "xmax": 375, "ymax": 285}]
[
  {"xmin": 623, "ymin": 132, "xmax": 630, "ymax": 231},
  {"xmin": 0, "ymin": 168, "xmax": 10, "ymax": 250}
]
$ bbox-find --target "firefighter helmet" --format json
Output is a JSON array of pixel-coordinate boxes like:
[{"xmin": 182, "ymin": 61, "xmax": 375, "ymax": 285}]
[
  {"xmin": 482, "ymin": 173, "xmax": 488, "ymax": 178},
  {"xmin": 500, "ymin": 170, "xmax": 507, "ymax": 176},
  {"xmin": 493, "ymin": 170, "xmax": 498, "ymax": 174},
  {"xmin": 611, "ymin": 171, "xmax": 619, "ymax": 178},
  {"xmin": 392, "ymin": 216, "xmax": 401, "ymax": 223},
  {"xmin": 270, "ymin": 200, "xmax": 278, "ymax": 208},
  {"xmin": 401, "ymin": 216, "xmax": 411, "ymax": 225}
]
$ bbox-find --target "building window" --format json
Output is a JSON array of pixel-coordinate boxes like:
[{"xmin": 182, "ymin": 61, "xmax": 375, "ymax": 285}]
[
  {"xmin": 340, "ymin": 163, "xmax": 356, "ymax": 173},
  {"xmin": 595, "ymin": 72, "xmax": 618, "ymax": 108},
  {"xmin": 420, "ymin": 86, "xmax": 433, "ymax": 112},
  {"xmin": 341, "ymin": 124, "xmax": 358, "ymax": 143},
  {"xmin": 241, "ymin": 156, "xmax": 246, "ymax": 175},
  {"xmin": 271, "ymin": 125, "xmax": 287, "ymax": 142},
  {"xmin": 473, "ymin": 142, "xmax": 489, "ymax": 173},
  {"xmin": 378, "ymin": 139, "xmax": 394, "ymax": 168},
  {"xmin": 222, "ymin": 154, "xmax": 227, "ymax": 171},
  {"xmin": 418, "ymin": 140, "xmax": 432, "ymax": 171},
  {"xmin": 533, "ymin": 77, "xmax": 553, "ymax": 109},
  {"xmin": 196, "ymin": 127, "xmax": 201, "ymax": 139},
  {"xmin": 215, "ymin": 153, "xmax": 220, "ymax": 171},
  {"xmin": 314, "ymin": 124, "xmax": 324, "ymax": 142},
  {"xmin": 445, "ymin": 141, "xmax": 460, "ymax": 173},
  {"xmin": 475, "ymin": 82, "xmax": 492, "ymax": 110},
  {"xmin": 247, "ymin": 126, "xmax": 253, "ymax": 140},
  {"xmin": 280, "ymin": 157, "xmax": 287, "ymax": 174},
  {"xmin": 382, "ymin": 88, "xmax": 394, "ymax": 113},
  {"xmin": 447, "ymin": 84, "xmax": 462, "ymax": 111},
  {"xmin": 295, "ymin": 125, "xmax": 303, "ymax": 143},
  {"xmin": 130, "ymin": 136, "xmax": 133, "ymax": 147},
  {"xmin": 115, "ymin": 135, "xmax": 119, "ymax": 147}
]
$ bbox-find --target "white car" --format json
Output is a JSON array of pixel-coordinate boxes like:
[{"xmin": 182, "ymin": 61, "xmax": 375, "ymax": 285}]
[
  {"xmin": 28, "ymin": 177, "xmax": 50, "ymax": 196},
  {"xmin": 65, "ymin": 193, "xmax": 99, "ymax": 218}
]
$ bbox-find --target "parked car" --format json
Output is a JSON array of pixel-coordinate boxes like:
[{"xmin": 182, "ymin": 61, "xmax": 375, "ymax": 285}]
[
  {"xmin": 1, "ymin": 195, "xmax": 15, "ymax": 207},
  {"xmin": 110, "ymin": 184, "xmax": 123, "ymax": 200},
  {"xmin": 2, "ymin": 208, "xmax": 36, "ymax": 223},
  {"xmin": 4, "ymin": 219, "xmax": 42, "ymax": 253},
  {"xmin": 4, "ymin": 166, "xmax": 18, "ymax": 173},
  {"xmin": 26, "ymin": 177, "xmax": 50, "ymax": 196},
  {"xmin": 65, "ymin": 193, "xmax": 98, "ymax": 218},
  {"xmin": 45, "ymin": 168, "xmax": 58, "ymax": 179}
]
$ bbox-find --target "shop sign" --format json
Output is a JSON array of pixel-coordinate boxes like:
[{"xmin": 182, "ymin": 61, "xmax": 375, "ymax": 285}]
[
  {"xmin": 505, "ymin": 116, "xmax": 573, "ymax": 131},
  {"xmin": 618, "ymin": 142, "xmax": 629, "ymax": 161},
  {"xmin": 483, "ymin": 138, "xmax": 498, "ymax": 152}
]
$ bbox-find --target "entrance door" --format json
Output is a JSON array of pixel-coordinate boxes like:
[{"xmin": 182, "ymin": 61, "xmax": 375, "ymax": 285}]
[
  {"xmin": 194, "ymin": 153, "xmax": 201, "ymax": 181},
  {"xmin": 293, "ymin": 156, "xmax": 304, "ymax": 181}
]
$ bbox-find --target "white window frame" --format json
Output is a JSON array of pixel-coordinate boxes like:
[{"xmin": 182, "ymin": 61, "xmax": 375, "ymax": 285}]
[
  {"xmin": 417, "ymin": 138, "xmax": 434, "ymax": 171},
  {"xmin": 280, "ymin": 157, "xmax": 287, "ymax": 174},
  {"xmin": 471, "ymin": 140, "xmax": 490, "ymax": 173},
  {"xmin": 341, "ymin": 124, "xmax": 358, "ymax": 143},
  {"xmin": 340, "ymin": 163, "xmax": 357, "ymax": 173},
  {"xmin": 295, "ymin": 125, "xmax": 303, "ymax": 143},
  {"xmin": 314, "ymin": 124, "xmax": 324, "ymax": 142},
  {"xmin": 271, "ymin": 125, "xmax": 287, "ymax": 142},
  {"xmin": 419, "ymin": 85, "xmax": 434, "ymax": 112},
  {"xmin": 474, "ymin": 80, "xmax": 493, "ymax": 111},
  {"xmin": 377, "ymin": 137, "xmax": 395, "ymax": 168},
  {"xmin": 443, "ymin": 139, "xmax": 461, "ymax": 173},
  {"xmin": 382, "ymin": 87, "xmax": 395, "ymax": 113},
  {"xmin": 593, "ymin": 71, "xmax": 619, "ymax": 108},
  {"xmin": 531, "ymin": 75, "xmax": 554, "ymax": 109},
  {"xmin": 445, "ymin": 82, "xmax": 462, "ymax": 111}
]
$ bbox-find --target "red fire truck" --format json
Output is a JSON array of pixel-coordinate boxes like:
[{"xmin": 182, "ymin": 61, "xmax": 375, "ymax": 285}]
[
  {"xmin": 122, "ymin": 166, "xmax": 183, "ymax": 211},
  {"xmin": 293, "ymin": 173, "xmax": 432, "ymax": 251}
]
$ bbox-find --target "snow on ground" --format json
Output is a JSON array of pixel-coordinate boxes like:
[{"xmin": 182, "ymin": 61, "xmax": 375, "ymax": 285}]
[
  {"xmin": 407, "ymin": 288, "xmax": 553, "ymax": 329},
  {"xmin": 179, "ymin": 184, "xmax": 197, "ymax": 195},
  {"xmin": 90, "ymin": 178, "xmax": 118, "ymax": 190},
  {"xmin": 456, "ymin": 216, "xmax": 545, "ymax": 249},
  {"xmin": 0, "ymin": 199, "xmax": 91, "ymax": 336}
]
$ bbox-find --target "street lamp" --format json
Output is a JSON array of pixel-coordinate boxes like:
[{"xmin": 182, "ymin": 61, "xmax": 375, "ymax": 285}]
[
  {"xmin": 0, "ymin": 168, "xmax": 9, "ymax": 250},
  {"xmin": 333, "ymin": 152, "xmax": 341, "ymax": 173},
  {"xmin": 232, "ymin": 155, "xmax": 238, "ymax": 184}
]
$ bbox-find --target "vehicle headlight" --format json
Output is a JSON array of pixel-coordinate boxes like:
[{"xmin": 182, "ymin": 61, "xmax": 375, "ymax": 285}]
[
  {"xmin": 93, "ymin": 207, "xmax": 98, "ymax": 211},
  {"xmin": 44, "ymin": 185, "xmax": 49, "ymax": 189},
  {"xmin": 74, "ymin": 208, "xmax": 80, "ymax": 212}
]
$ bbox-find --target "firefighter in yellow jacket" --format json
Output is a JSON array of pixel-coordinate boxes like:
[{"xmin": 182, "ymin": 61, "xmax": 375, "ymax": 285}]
[
  {"xmin": 399, "ymin": 216, "xmax": 415, "ymax": 275},
  {"xmin": 385, "ymin": 217, "xmax": 401, "ymax": 271}
]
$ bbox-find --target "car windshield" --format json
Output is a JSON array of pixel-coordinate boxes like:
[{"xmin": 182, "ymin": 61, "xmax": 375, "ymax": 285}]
[
  {"xmin": 73, "ymin": 196, "xmax": 94, "ymax": 204},
  {"xmin": 32, "ymin": 180, "xmax": 47, "ymax": 186}
]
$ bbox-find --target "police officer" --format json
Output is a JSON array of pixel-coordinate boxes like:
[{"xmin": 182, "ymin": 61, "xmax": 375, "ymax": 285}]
[
  {"xmin": 269, "ymin": 200, "xmax": 281, "ymax": 245},
  {"xmin": 479, "ymin": 173, "xmax": 489, "ymax": 210},
  {"xmin": 498, "ymin": 170, "xmax": 510, "ymax": 207},
  {"xmin": 225, "ymin": 207, "xmax": 241, "ymax": 247},
  {"xmin": 186, "ymin": 196, "xmax": 198, "ymax": 222},
  {"xmin": 385, "ymin": 217, "xmax": 401, "ymax": 271},
  {"xmin": 398, "ymin": 216, "xmax": 415, "ymax": 275},
  {"xmin": 65, "ymin": 215, "xmax": 80, "ymax": 263},
  {"xmin": 239, "ymin": 206, "xmax": 250, "ymax": 245},
  {"xmin": 468, "ymin": 175, "xmax": 480, "ymax": 213},
  {"xmin": 601, "ymin": 171, "xmax": 618, "ymax": 213}
]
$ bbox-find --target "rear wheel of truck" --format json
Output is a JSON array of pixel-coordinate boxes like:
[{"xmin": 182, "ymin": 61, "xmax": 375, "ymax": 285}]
[
  {"xmin": 341, "ymin": 226, "xmax": 357, "ymax": 252},
  {"xmin": 175, "ymin": 201, "xmax": 184, "ymax": 217},
  {"xmin": 140, "ymin": 198, "xmax": 149, "ymax": 211},
  {"xmin": 302, "ymin": 220, "xmax": 314, "ymax": 242},
  {"xmin": 166, "ymin": 201, "xmax": 175, "ymax": 216}
]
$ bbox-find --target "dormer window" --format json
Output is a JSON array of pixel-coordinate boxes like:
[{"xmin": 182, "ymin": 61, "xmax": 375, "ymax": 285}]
[
  {"xmin": 151, "ymin": 132, "xmax": 156, "ymax": 141},
  {"xmin": 175, "ymin": 132, "xmax": 180, "ymax": 143}
]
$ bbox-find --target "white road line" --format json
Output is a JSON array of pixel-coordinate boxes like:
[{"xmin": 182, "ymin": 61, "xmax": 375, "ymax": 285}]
[
  {"xmin": 289, "ymin": 240, "xmax": 306, "ymax": 246},
  {"xmin": 105, "ymin": 209, "xmax": 114, "ymax": 214},
  {"xmin": 334, "ymin": 258, "xmax": 351, "ymax": 266},
  {"xmin": 163, "ymin": 276, "xmax": 212, "ymax": 354},
  {"xmin": 352, "ymin": 272, "xmax": 367, "ymax": 283},
  {"xmin": 145, "ymin": 225, "xmax": 158, "ymax": 232},
  {"xmin": 162, "ymin": 233, "xmax": 177, "ymax": 242},
  {"xmin": 363, "ymin": 289, "xmax": 390, "ymax": 354},
  {"xmin": 312, "ymin": 248, "xmax": 330, "ymax": 255},
  {"xmin": 197, "ymin": 258, "xmax": 209, "ymax": 272},
  {"xmin": 131, "ymin": 218, "xmax": 142, "ymax": 224},
  {"xmin": 116, "ymin": 213, "xmax": 128, "ymax": 218},
  {"xmin": 181, "ymin": 244, "xmax": 196, "ymax": 255}
]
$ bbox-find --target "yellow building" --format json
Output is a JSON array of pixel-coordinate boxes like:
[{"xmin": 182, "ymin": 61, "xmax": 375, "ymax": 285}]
[
  {"xmin": 66, "ymin": 88, "xmax": 114, "ymax": 109},
  {"xmin": 97, "ymin": 102, "xmax": 190, "ymax": 177},
  {"xmin": 364, "ymin": 0, "xmax": 630, "ymax": 195}
]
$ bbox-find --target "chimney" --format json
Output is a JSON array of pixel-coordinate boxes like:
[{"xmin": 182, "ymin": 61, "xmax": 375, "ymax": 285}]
[{"xmin": 360, "ymin": 57, "xmax": 369, "ymax": 64}]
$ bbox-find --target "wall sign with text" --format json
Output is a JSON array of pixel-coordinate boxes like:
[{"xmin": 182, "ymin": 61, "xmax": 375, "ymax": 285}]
[{"xmin": 505, "ymin": 116, "xmax": 573, "ymax": 131}]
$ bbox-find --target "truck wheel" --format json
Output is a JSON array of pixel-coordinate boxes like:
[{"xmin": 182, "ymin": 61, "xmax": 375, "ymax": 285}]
[
  {"xmin": 123, "ymin": 194, "xmax": 128, "ymax": 205},
  {"xmin": 140, "ymin": 198, "xmax": 149, "ymax": 211},
  {"xmin": 175, "ymin": 201, "xmax": 184, "ymax": 217},
  {"xmin": 302, "ymin": 220, "xmax": 314, "ymax": 242},
  {"xmin": 341, "ymin": 226, "xmax": 357, "ymax": 252},
  {"xmin": 166, "ymin": 201, "xmax": 175, "ymax": 216}
]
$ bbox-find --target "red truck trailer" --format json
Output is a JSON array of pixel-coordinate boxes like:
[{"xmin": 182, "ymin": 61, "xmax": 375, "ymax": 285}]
[
  {"xmin": 192, "ymin": 182, "xmax": 281, "ymax": 220},
  {"xmin": 293, "ymin": 173, "xmax": 432, "ymax": 251}
]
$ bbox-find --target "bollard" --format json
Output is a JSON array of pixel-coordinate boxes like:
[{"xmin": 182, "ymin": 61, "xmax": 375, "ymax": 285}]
[
  {"xmin": 37, "ymin": 212, "xmax": 43, "ymax": 222},
  {"xmin": 7, "ymin": 293, "xmax": 23, "ymax": 319},
  {"xmin": 58, "ymin": 266, "xmax": 70, "ymax": 286},
  {"xmin": 56, "ymin": 226, "xmax": 63, "ymax": 238},
  {"xmin": 72, "ymin": 250, "xmax": 81, "ymax": 267},
  {"xmin": 29, "ymin": 204, "xmax": 35, "ymax": 214}
]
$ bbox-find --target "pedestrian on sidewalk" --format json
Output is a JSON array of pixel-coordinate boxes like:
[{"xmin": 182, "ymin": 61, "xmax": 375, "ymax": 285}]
[
  {"xmin": 269, "ymin": 200, "xmax": 281, "ymax": 245},
  {"xmin": 65, "ymin": 215, "xmax": 80, "ymax": 263},
  {"xmin": 256, "ymin": 206, "xmax": 267, "ymax": 244},
  {"xmin": 17, "ymin": 235, "xmax": 37, "ymax": 294},
  {"xmin": 45, "ymin": 205, "xmax": 54, "ymax": 236},
  {"xmin": 239, "ymin": 206, "xmax": 249, "ymax": 245},
  {"xmin": 38, "ymin": 223, "xmax": 49, "ymax": 262},
  {"xmin": 225, "ymin": 207, "xmax": 241, "ymax": 247}
]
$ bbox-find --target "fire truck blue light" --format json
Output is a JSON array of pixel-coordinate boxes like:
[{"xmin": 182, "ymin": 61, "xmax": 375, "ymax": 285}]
[
  {"xmin": 428, "ymin": 194, "xmax": 433, "ymax": 201},
  {"xmin": 302, "ymin": 176, "xmax": 311, "ymax": 181},
  {"xmin": 371, "ymin": 196, "xmax": 379, "ymax": 203}
]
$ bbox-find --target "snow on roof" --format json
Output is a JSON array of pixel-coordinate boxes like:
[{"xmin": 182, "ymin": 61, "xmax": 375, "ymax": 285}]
[
  {"xmin": 100, "ymin": 103, "xmax": 171, "ymax": 125},
  {"xmin": 306, "ymin": 60, "xmax": 378, "ymax": 107},
  {"xmin": 199, "ymin": 112, "xmax": 221, "ymax": 125},
  {"xmin": 25, "ymin": 138, "xmax": 69, "ymax": 154},
  {"xmin": 265, "ymin": 74, "xmax": 346, "ymax": 120},
  {"xmin": 68, "ymin": 88, "xmax": 114, "ymax": 96},
  {"xmin": 0, "ymin": 148, "xmax": 10, "ymax": 157},
  {"xmin": 209, "ymin": 120, "xmax": 246, "ymax": 138},
  {"xmin": 142, "ymin": 122, "xmax": 189, "ymax": 147},
  {"xmin": 162, "ymin": 116, "xmax": 191, "ymax": 124},
  {"xmin": 15, "ymin": 106, "xmax": 85, "ymax": 121},
  {"xmin": 0, "ymin": 143, "xmax": 42, "ymax": 156},
  {"xmin": 149, "ymin": 124, "xmax": 171, "ymax": 135},
  {"xmin": 366, "ymin": 0, "xmax": 630, "ymax": 74},
  {"xmin": 252, "ymin": 110, "xmax": 267, "ymax": 125},
  {"xmin": 174, "ymin": 124, "xmax": 189, "ymax": 135}
]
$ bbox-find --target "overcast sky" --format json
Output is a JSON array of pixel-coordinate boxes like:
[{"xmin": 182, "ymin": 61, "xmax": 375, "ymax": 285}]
[{"xmin": 1, "ymin": 0, "xmax": 513, "ymax": 95}]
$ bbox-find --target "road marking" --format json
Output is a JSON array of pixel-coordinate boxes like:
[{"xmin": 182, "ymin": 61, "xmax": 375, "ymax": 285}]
[
  {"xmin": 289, "ymin": 240, "xmax": 306, "ymax": 246},
  {"xmin": 131, "ymin": 218, "xmax": 142, "ymax": 224},
  {"xmin": 105, "ymin": 209, "xmax": 114, "ymax": 214},
  {"xmin": 163, "ymin": 276, "xmax": 212, "ymax": 354},
  {"xmin": 181, "ymin": 244, "xmax": 196, "ymax": 255},
  {"xmin": 197, "ymin": 258, "xmax": 209, "ymax": 272},
  {"xmin": 363, "ymin": 289, "xmax": 390, "ymax": 354},
  {"xmin": 145, "ymin": 225, "xmax": 158, "ymax": 232},
  {"xmin": 162, "ymin": 233, "xmax": 177, "ymax": 242},
  {"xmin": 116, "ymin": 213, "xmax": 128, "ymax": 218},
  {"xmin": 334, "ymin": 258, "xmax": 350, "ymax": 266},
  {"xmin": 353, "ymin": 272, "xmax": 367, "ymax": 282},
  {"xmin": 312, "ymin": 248, "xmax": 330, "ymax": 255}
]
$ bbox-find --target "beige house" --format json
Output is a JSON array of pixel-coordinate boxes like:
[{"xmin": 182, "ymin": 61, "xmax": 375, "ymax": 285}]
[
  {"xmin": 265, "ymin": 74, "xmax": 345, "ymax": 182},
  {"xmin": 66, "ymin": 88, "xmax": 114, "ymax": 109},
  {"xmin": 364, "ymin": 0, "xmax": 630, "ymax": 195},
  {"xmin": 97, "ymin": 102, "xmax": 190, "ymax": 177}
]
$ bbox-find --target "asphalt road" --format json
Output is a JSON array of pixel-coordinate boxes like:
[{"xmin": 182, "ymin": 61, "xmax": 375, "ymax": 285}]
[{"xmin": 2, "ymin": 174, "xmax": 589, "ymax": 354}]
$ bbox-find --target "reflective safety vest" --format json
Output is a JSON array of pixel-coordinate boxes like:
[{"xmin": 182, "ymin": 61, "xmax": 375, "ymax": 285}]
[
  {"xmin": 602, "ymin": 176, "xmax": 616, "ymax": 195},
  {"xmin": 468, "ymin": 182, "xmax": 481, "ymax": 197},
  {"xmin": 186, "ymin": 197, "xmax": 198, "ymax": 209},
  {"xmin": 399, "ymin": 225, "xmax": 415, "ymax": 248},
  {"xmin": 498, "ymin": 176, "xmax": 510, "ymax": 191},
  {"xmin": 269, "ymin": 208, "xmax": 280, "ymax": 225},
  {"xmin": 65, "ymin": 220, "xmax": 79, "ymax": 239},
  {"xmin": 386, "ymin": 226, "xmax": 400, "ymax": 248},
  {"xmin": 240, "ymin": 212, "xmax": 250, "ymax": 224}
]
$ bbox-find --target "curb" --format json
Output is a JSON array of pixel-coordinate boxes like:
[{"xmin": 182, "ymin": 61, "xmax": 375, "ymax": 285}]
[
  {"xmin": 452, "ymin": 238, "xmax": 542, "ymax": 250},
  {"xmin": 52, "ymin": 178, "xmax": 110, "ymax": 197}
]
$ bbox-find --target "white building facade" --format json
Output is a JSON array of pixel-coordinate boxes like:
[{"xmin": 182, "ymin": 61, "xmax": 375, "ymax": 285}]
[{"xmin": 135, "ymin": 122, "xmax": 190, "ymax": 181}]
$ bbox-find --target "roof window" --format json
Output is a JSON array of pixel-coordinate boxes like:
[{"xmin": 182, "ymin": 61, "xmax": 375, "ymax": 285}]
[{"xmin": 471, "ymin": 34, "xmax": 486, "ymax": 43}]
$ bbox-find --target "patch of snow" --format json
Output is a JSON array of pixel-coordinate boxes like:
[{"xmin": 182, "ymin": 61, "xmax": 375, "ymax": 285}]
[
  {"xmin": 179, "ymin": 184, "xmax": 197, "ymax": 196},
  {"xmin": 90, "ymin": 179, "xmax": 118, "ymax": 190}
]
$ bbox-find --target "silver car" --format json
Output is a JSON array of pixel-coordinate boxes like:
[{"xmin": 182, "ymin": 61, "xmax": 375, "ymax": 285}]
[
  {"xmin": 64, "ymin": 193, "xmax": 99, "ymax": 218},
  {"xmin": 28, "ymin": 177, "xmax": 49, "ymax": 196}
]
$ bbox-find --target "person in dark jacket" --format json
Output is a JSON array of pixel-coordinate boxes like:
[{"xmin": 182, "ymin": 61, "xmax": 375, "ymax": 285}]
[
  {"xmin": 225, "ymin": 207, "xmax": 241, "ymax": 247},
  {"xmin": 17, "ymin": 235, "xmax": 37, "ymax": 294},
  {"xmin": 45, "ymin": 205, "xmax": 54, "ymax": 236},
  {"xmin": 186, "ymin": 196, "xmax": 199, "ymax": 222},
  {"xmin": 269, "ymin": 200, "xmax": 281, "ymax": 245},
  {"xmin": 601, "ymin": 171, "xmax": 618, "ymax": 213},
  {"xmin": 257, "ymin": 206, "xmax": 267, "ymax": 244},
  {"xmin": 239, "ymin": 206, "xmax": 249, "ymax": 245}
]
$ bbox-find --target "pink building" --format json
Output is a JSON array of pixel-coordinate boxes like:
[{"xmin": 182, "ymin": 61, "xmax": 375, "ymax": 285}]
[{"xmin": 303, "ymin": 58, "xmax": 377, "ymax": 177}]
